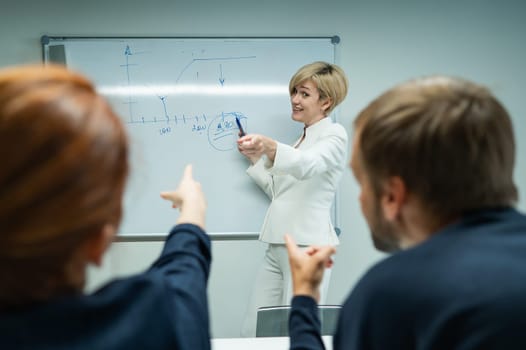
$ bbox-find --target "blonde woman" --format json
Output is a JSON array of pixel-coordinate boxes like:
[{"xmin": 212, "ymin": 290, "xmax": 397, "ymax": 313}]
[{"xmin": 237, "ymin": 61, "xmax": 349, "ymax": 336}]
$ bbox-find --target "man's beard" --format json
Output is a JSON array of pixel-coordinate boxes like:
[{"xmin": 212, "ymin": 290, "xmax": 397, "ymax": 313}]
[{"xmin": 369, "ymin": 198, "xmax": 402, "ymax": 253}]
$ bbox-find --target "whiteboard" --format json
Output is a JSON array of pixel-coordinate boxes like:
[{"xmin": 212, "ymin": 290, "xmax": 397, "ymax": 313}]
[{"xmin": 42, "ymin": 37, "xmax": 338, "ymax": 236}]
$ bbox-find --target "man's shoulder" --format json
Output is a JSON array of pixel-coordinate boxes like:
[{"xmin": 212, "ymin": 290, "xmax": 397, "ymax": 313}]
[
  {"xmin": 348, "ymin": 207, "xmax": 526, "ymax": 304},
  {"xmin": 348, "ymin": 253, "xmax": 417, "ymax": 300}
]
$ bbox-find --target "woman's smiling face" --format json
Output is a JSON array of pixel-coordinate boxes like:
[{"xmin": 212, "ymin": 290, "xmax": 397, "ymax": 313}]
[{"xmin": 290, "ymin": 79, "xmax": 330, "ymax": 126}]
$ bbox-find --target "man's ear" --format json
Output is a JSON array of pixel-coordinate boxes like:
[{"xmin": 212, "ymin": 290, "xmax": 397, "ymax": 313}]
[
  {"xmin": 380, "ymin": 176, "xmax": 407, "ymax": 222},
  {"xmin": 85, "ymin": 224, "xmax": 116, "ymax": 266}
]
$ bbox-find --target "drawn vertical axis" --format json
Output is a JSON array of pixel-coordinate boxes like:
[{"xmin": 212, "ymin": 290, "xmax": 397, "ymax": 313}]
[
  {"xmin": 125, "ymin": 46, "xmax": 133, "ymax": 122},
  {"xmin": 121, "ymin": 45, "xmax": 138, "ymax": 123}
]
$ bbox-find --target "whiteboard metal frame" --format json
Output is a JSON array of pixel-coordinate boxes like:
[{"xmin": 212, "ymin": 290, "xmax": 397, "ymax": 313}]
[
  {"xmin": 116, "ymin": 232, "xmax": 259, "ymax": 242},
  {"xmin": 41, "ymin": 35, "xmax": 341, "ymax": 57},
  {"xmin": 41, "ymin": 35, "xmax": 343, "ymax": 242}
]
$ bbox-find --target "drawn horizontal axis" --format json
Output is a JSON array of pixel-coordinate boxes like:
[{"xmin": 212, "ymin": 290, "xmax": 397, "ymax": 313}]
[{"xmin": 127, "ymin": 114, "xmax": 206, "ymax": 124}]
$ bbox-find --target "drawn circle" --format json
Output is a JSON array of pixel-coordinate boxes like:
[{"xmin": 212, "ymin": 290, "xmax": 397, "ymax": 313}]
[{"xmin": 207, "ymin": 112, "xmax": 246, "ymax": 151}]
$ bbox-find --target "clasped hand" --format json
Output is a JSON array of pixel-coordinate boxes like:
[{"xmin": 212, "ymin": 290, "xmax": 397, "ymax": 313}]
[{"xmin": 285, "ymin": 234, "xmax": 336, "ymax": 302}]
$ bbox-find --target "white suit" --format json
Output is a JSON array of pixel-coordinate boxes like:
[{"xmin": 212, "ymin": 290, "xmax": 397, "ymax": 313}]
[{"xmin": 241, "ymin": 117, "xmax": 348, "ymax": 336}]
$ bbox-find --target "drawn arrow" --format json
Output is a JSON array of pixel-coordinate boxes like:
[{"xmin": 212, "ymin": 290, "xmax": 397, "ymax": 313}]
[{"xmin": 219, "ymin": 64, "xmax": 225, "ymax": 86}]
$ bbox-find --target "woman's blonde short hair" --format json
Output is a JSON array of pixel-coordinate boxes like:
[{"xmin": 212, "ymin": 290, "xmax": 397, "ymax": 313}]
[{"xmin": 289, "ymin": 61, "xmax": 348, "ymax": 116}]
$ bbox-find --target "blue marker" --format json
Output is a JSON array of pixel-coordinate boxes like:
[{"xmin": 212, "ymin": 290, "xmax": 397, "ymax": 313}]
[{"xmin": 235, "ymin": 116, "xmax": 246, "ymax": 137}]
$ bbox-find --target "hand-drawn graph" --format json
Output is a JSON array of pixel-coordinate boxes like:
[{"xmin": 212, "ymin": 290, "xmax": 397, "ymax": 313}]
[{"xmin": 117, "ymin": 43, "xmax": 254, "ymax": 151}]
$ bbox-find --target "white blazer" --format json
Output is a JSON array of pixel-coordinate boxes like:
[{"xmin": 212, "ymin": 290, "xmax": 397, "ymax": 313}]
[{"xmin": 246, "ymin": 117, "xmax": 348, "ymax": 245}]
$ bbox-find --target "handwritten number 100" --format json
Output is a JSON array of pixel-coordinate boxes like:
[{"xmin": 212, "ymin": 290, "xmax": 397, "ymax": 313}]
[{"xmin": 159, "ymin": 126, "xmax": 172, "ymax": 135}]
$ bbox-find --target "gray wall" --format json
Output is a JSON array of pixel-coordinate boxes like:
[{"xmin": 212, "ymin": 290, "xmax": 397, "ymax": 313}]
[{"xmin": 2, "ymin": 0, "xmax": 525, "ymax": 338}]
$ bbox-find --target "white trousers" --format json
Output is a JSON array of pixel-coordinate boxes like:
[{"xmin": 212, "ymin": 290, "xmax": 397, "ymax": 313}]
[{"xmin": 240, "ymin": 243, "xmax": 332, "ymax": 337}]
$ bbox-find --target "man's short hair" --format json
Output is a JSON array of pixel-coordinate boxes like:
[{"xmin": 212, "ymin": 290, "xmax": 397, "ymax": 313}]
[{"xmin": 354, "ymin": 76, "xmax": 517, "ymax": 221}]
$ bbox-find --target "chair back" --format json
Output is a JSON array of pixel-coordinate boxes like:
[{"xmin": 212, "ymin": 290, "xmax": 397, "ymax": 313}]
[{"xmin": 255, "ymin": 304, "xmax": 341, "ymax": 337}]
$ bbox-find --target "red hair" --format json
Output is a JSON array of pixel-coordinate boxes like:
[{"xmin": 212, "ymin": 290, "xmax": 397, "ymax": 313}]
[{"xmin": 0, "ymin": 64, "xmax": 129, "ymax": 308}]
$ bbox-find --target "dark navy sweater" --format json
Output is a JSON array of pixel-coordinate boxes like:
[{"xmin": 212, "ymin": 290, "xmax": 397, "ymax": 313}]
[
  {"xmin": 0, "ymin": 224, "xmax": 211, "ymax": 350},
  {"xmin": 290, "ymin": 208, "xmax": 526, "ymax": 349}
]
